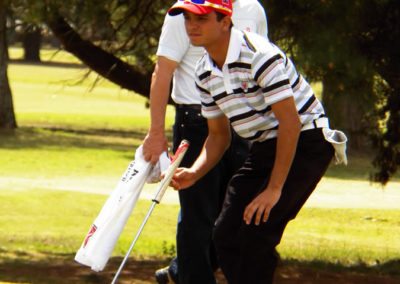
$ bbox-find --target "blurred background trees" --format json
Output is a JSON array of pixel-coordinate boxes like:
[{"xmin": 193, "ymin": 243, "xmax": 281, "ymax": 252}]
[
  {"xmin": 0, "ymin": 0, "xmax": 17, "ymax": 128},
  {"xmin": 263, "ymin": 0, "xmax": 399, "ymax": 184},
  {"xmin": 1, "ymin": 0, "xmax": 399, "ymax": 184}
]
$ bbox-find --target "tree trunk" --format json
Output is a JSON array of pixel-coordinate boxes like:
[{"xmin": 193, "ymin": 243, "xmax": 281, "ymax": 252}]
[
  {"xmin": 371, "ymin": 69, "xmax": 400, "ymax": 185},
  {"xmin": 45, "ymin": 14, "xmax": 152, "ymax": 97},
  {"xmin": 22, "ymin": 26, "xmax": 41, "ymax": 62},
  {"xmin": 322, "ymin": 72, "xmax": 374, "ymax": 151},
  {"xmin": 0, "ymin": 0, "xmax": 17, "ymax": 129}
]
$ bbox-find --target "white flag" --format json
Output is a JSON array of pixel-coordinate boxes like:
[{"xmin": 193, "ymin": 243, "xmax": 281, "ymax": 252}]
[{"xmin": 74, "ymin": 145, "xmax": 170, "ymax": 271}]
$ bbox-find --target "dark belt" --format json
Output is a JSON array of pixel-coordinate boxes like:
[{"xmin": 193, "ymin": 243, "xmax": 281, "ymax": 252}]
[{"xmin": 175, "ymin": 104, "xmax": 202, "ymax": 111}]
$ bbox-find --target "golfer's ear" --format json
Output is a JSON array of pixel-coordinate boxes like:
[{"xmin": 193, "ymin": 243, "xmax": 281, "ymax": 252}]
[{"xmin": 222, "ymin": 17, "xmax": 232, "ymax": 32}]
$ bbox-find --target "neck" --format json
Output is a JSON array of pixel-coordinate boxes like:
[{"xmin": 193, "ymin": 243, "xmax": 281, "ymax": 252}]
[{"xmin": 205, "ymin": 30, "xmax": 231, "ymax": 69}]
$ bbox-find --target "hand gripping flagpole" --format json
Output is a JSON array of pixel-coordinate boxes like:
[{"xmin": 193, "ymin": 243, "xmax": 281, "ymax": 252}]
[{"xmin": 111, "ymin": 140, "xmax": 189, "ymax": 284}]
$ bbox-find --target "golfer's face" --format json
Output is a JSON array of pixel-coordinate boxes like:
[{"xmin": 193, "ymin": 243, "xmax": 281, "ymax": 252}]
[{"xmin": 183, "ymin": 11, "xmax": 222, "ymax": 47}]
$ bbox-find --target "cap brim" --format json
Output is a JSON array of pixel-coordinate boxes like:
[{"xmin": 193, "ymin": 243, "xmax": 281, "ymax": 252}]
[{"xmin": 168, "ymin": 2, "xmax": 214, "ymax": 16}]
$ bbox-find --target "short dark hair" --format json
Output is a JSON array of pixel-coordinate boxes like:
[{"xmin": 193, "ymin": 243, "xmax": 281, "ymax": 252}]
[
  {"xmin": 215, "ymin": 11, "xmax": 226, "ymax": 21},
  {"xmin": 216, "ymin": 11, "xmax": 233, "ymax": 28}
]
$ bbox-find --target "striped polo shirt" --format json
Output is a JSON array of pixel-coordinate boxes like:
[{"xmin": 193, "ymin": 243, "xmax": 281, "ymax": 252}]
[{"xmin": 195, "ymin": 28, "xmax": 326, "ymax": 142}]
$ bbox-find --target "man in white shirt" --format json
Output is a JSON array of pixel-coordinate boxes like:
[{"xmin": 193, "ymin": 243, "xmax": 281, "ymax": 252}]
[{"xmin": 142, "ymin": 1, "xmax": 267, "ymax": 283}]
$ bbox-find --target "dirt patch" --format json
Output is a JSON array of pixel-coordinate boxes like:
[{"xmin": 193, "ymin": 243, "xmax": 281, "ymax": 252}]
[{"xmin": 0, "ymin": 257, "xmax": 399, "ymax": 284}]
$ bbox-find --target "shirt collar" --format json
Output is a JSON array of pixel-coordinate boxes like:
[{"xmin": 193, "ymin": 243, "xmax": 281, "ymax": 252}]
[{"xmin": 204, "ymin": 27, "xmax": 243, "ymax": 73}]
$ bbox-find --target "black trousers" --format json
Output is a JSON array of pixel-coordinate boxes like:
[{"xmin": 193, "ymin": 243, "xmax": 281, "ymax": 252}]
[
  {"xmin": 213, "ymin": 128, "xmax": 334, "ymax": 284},
  {"xmin": 171, "ymin": 105, "xmax": 249, "ymax": 284}
]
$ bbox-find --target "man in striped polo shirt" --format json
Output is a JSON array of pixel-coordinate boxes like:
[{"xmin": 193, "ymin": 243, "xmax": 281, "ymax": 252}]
[
  {"xmin": 144, "ymin": 1, "xmax": 268, "ymax": 283},
  {"xmin": 168, "ymin": 1, "xmax": 335, "ymax": 283}
]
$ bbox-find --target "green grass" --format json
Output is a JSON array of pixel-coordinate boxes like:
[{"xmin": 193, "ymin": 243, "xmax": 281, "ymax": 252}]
[
  {"xmin": 0, "ymin": 188, "xmax": 398, "ymax": 274},
  {"xmin": 281, "ymin": 208, "xmax": 400, "ymax": 268},
  {"xmin": 8, "ymin": 47, "xmax": 175, "ymax": 131},
  {"xmin": 0, "ymin": 127, "xmax": 140, "ymax": 179},
  {"xmin": 8, "ymin": 64, "xmax": 167, "ymax": 131},
  {"xmin": 9, "ymin": 47, "xmax": 83, "ymax": 64},
  {"xmin": 0, "ymin": 189, "xmax": 179, "ymax": 259}
]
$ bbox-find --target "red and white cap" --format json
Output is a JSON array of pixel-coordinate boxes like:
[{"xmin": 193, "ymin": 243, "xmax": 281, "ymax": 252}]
[{"xmin": 168, "ymin": 0, "xmax": 233, "ymax": 17}]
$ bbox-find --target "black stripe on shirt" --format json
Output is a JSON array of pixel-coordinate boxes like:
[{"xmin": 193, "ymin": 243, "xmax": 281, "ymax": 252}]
[
  {"xmin": 228, "ymin": 62, "xmax": 251, "ymax": 70},
  {"xmin": 202, "ymin": 101, "xmax": 217, "ymax": 107},
  {"xmin": 254, "ymin": 54, "xmax": 283, "ymax": 82},
  {"xmin": 195, "ymin": 82, "xmax": 210, "ymax": 94},
  {"xmin": 262, "ymin": 79, "xmax": 290, "ymax": 94},
  {"xmin": 232, "ymin": 85, "xmax": 260, "ymax": 95},
  {"xmin": 229, "ymin": 106, "xmax": 271, "ymax": 123},
  {"xmin": 291, "ymin": 75, "xmax": 300, "ymax": 89},
  {"xmin": 230, "ymin": 109, "xmax": 258, "ymax": 123},
  {"xmin": 298, "ymin": 95, "xmax": 316, "ymax": 114},
  {"xmin": 213, "ymin": 91, "xmax": 229, "ymax": 102},
  {"xmin": 198, "ymin": 70, "xmax": 211, "ymax": 81},
  {"xmin": 247, "ymin": 129, "xmax": 267, "ymax": 141}
]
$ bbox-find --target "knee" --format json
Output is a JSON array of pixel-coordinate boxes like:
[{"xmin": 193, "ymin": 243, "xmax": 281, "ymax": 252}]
[
  {"xmin": 239, "ymin": 225, "xmax": 283, "ymax": 254},
  {"xmin": 213, "ymin": 222, "xmax": 223, "ymax": 246},
  {"xmin": 212, "ymin": 222, "xmax": 230, "ymax": 251}
]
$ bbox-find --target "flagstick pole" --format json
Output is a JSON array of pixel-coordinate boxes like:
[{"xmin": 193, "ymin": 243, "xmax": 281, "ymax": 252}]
[
  {"xmin": 110, "ymin": 140, "xmax": 189, "ymax": 284},
  {"xmin": 111, "ymin": 202, "xmax": 157, "ymax": 284}
]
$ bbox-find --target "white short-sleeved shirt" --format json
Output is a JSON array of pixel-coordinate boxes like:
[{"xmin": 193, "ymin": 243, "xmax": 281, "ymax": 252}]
[
  {"xmin": 195, "ymin": 29, "xmax": 326, "ymax": 142},
  {"xmin": 156, "ymin": 0, "xmax": 268, "ymax": 105}
]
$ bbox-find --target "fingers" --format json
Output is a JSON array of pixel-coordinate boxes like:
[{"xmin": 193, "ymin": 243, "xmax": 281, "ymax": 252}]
[
  {"xmin": 243, "ymin": 201, "xmax": 270, "ymax": 225},
  {"xmin": 170, "ymin": 168, "xmax": 198, "ymax": 191},
  {"xmin": 170, "ymin": 178, "xmax": 181, "ymax": 190},
  {"xmin": 142, "ymin": 134, "xmax": 168, "ymax": 164},
  {"xmin": 171, "ymin": 168, "xmax": 189, "ymax": 190}
]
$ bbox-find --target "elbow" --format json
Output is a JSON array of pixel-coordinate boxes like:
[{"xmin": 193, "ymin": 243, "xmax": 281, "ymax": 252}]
[
  {"xmin": 293, "ymin": 118, "xmax": 302, "ymax": 138},
  {"xmin": 223, "ymin": 132, "xmax": 232, "ymax": 152},
  {"xmin": 294, "ymin": 118, "xmax": 302, "ymax": 134}
]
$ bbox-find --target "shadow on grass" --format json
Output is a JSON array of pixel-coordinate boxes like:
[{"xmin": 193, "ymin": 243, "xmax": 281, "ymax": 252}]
[
  {"xmin": 0, "ymin": 126, "xmax": 145, "ymax": 150},
  {"xmin": 10, "ymin": 58, "xmax": 85, "ymax": 69},
  {"xmin": 0, "ymin": 252, "xmax": 169, "ymax": 284},
  {"xmin": 283, "ymin": 258, "xmax": 400, "ymax": 277},
  {"xmin": 0, "ymin": 126, "xmax": 171, "ymax": 159},
  {"xmin": 1, "ymin": 253, "xmax": 399, "ymax": 284}
]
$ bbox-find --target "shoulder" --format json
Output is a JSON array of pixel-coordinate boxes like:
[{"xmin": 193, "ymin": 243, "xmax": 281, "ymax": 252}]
[
  {"xmin": 162, "ymin": 14, "xmax": 185, "ymax": 31},
  {"xmin": 234, "ymin": 0, "xmax": 265, "ymax": 14},
  {"xmin": 241, "ymin": 32, "xmax": 287, "ymax": 72},
  {"xmin": 242, "ymin": 31, "xmax": 273, "ymax": 53}
]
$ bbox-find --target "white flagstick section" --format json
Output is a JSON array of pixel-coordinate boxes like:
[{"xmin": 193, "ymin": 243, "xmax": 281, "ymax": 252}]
[
  {"xmin": 75, "ymin": 145, "xmax": 165, "ymax": 272},
  {"xmin": 111, "ymin": 140, "xmax": 189, "ymax": 284}
]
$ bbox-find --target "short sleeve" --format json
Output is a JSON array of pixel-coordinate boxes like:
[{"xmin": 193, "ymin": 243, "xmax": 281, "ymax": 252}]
[
  {"xmin": 194, "ymin": 72, "xmax": 224, "ymax": 119},
  {"xmin": 252, "ymin": 50, "xmax": 294, "ymax": 105},
  {"xmin": 156, "ymin": 14, "xmax": 190, "ymax": 63}
]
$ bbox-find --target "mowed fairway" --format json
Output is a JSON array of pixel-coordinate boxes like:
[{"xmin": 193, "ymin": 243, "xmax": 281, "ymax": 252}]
[{"xmin": 1, "ymin": 50, "xmax": 400, "ymax": 280}]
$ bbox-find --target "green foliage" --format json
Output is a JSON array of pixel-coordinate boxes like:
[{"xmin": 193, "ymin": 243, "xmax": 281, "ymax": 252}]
[
  {"xmin": 263, "ymin": 0, "xmax": 400, "ymax": 183},
  {"xmin": 11, "ymin": 0, "xmax": 172, "ymax": 70}
]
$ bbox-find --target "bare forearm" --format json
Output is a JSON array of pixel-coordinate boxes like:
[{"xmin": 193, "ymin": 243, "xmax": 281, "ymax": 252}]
[
  {"xmin": 190, "ymin": 133, "xmax": 231, "ymax": 181},
  {"xmin": 172, "ymin": 116, "xmax": 231, "ymax": 190},
  {"xmin": 268, "ymin": 122, "xmax": 301, "ymax": 192},
  {"xmin": 143, "ymin": 57, "xmax": 177, "ymax": 163},
  {"xmin": 148, "ymin": 67, "xmax": 171, "ymax": 133}
]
